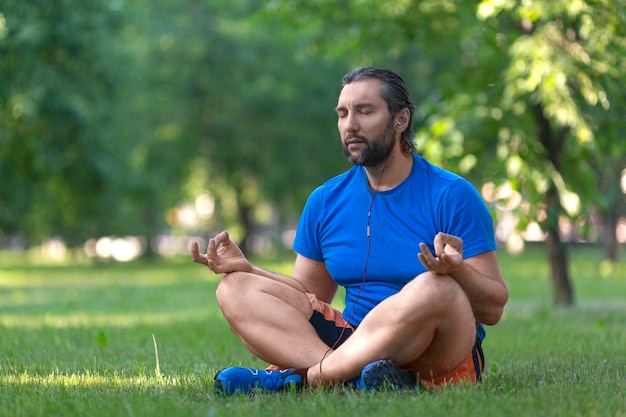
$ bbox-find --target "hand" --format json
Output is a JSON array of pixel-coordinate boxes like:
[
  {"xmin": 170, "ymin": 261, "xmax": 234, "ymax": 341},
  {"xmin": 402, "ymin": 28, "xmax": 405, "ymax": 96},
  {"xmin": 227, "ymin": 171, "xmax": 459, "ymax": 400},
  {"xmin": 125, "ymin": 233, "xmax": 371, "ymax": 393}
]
[
  {"xmin": 418, "ymin": 232, "xmax": 464, "ymax": 276},
  {"xmin": 191, "ymin": 231, "xmax": 252, "ymax": 274}
]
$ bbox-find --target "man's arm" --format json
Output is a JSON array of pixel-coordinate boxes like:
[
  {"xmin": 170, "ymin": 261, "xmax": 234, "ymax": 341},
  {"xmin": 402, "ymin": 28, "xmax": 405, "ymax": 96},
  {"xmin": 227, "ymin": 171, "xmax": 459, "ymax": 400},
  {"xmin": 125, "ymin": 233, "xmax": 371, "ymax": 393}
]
[
  {"xmin": 191, "ymin": 231, "xmax": 338, "ymax": 302},
  {"xmin": 225, "ymin": 254, "xmax": 338, "ymax": 303},
  {"xmin": 449, "ymin": 250, "xmax": 508, "ymax": 325},
  {"xmin": 418, "ymin": 232, "xmax": 509, "ymax": 325},
  {"xmin": 292, "ymin": 254, "xmax": 338, "ymax": 304}
]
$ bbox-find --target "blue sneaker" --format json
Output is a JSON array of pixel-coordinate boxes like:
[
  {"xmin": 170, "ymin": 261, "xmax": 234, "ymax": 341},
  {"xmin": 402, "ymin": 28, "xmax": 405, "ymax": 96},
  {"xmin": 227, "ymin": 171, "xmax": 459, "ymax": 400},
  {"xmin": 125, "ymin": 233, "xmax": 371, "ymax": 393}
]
[
  {"xmin": 214, "ymin": 367, "xmax": 303, "ymax": 395},
  {"xmin": 354, "ymin": 360, "xmax": 417, "ymax": 391}
]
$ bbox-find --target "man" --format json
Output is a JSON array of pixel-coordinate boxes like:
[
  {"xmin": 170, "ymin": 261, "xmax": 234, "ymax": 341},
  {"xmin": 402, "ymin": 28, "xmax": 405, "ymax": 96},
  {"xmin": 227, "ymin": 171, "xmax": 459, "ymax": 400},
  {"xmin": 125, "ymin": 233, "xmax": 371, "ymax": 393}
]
[{"xmin": 191, "ymin": 66, "xmax": 509, "ymax": 395}]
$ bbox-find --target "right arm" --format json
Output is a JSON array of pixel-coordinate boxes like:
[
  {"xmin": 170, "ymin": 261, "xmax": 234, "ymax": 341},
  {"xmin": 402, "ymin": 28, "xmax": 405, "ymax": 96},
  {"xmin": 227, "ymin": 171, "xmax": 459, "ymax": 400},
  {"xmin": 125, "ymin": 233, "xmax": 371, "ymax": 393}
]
[
  {"xmin": 292, "ymin": 254, "xmax": 338, "ymax": 304},
  {"xmin": 191, "ymin": 231, "xmax": 337, "ymax": 302}
]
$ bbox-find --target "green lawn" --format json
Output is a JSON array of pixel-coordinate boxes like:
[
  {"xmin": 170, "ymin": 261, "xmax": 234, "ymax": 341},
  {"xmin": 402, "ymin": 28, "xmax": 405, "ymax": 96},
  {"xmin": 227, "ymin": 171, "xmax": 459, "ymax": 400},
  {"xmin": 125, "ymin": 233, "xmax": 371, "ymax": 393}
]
[{"xmin": 0, "ymin": 245, "xmax": 625, "ymax": 416}]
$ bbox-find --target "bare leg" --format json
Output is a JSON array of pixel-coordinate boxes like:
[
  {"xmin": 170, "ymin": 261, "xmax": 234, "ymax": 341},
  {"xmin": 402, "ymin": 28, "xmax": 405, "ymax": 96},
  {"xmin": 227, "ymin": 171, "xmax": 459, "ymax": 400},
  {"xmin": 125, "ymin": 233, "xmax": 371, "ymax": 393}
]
[
  {"xmin": 306, "ymin": 272, "xmax": 476, "ymax": 386},
  {"xmin": 216, "ymin": 271, "xmax": 331, "ymax": 368}
]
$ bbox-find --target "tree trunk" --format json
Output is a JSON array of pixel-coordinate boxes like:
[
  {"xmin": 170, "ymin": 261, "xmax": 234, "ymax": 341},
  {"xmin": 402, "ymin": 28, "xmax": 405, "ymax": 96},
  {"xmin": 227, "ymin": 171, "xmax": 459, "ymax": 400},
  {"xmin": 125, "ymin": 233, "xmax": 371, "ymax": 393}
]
[
  {"xmin": 594, "ymin": 160, "xmax": 624, "ymax": 262},
  {"xmin": 532, "ymin": 103, "xmax": 576, "ymax": 306},
  {"xmin": 603, "ymin": 203, "xmax": 621, "ymax": 262},
  {"xmin": 545, "ymin": 186, "xmax": 574, "ymax": 305},
  {"xmin": 141, "ymin": 207, "xmax": 158, "ymax": 260},
  {"xmin": 237, "ymin": 201, "xmax": 254, "ymax": 257}
]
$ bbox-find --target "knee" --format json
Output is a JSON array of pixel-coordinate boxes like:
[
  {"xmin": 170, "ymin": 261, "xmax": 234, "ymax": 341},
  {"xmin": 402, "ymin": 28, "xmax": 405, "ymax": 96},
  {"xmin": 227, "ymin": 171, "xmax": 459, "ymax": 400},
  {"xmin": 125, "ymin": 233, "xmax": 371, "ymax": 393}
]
[
  {"xmin": 423, "ymin": 271, "xmax": 461, "ymax": 292},
  {"xmin": 407, "ymin": 272, "xmax": 470, "ymax": 313},
  {"xmin": 215, "ymin": 272, "xmax": 251, "ymax": 312}
]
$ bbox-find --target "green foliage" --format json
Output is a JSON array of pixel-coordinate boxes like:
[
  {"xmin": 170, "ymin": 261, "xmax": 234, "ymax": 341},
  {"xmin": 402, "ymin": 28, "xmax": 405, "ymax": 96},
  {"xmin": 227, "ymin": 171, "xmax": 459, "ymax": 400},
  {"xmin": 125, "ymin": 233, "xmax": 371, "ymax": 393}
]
[
  {"xmin": 0, "ymin": 0, "xmax": 195, "ymax": 246},
  {"xmin": 0, "ymin": 0, "xmax": 355, "ymax": 250},
  {"xmin": 268, "ymin": 0, "xmax": 626, "ymax": 220},
  {"xmin": 169, "ymin": 0, "xmax": 350, "ymax": 222},
  {"xmin": 0, "ymin": 1, "xmax": 123, "ymax": 244},
  {"xmin": 1, "ymin": 0, "xmax": 624, "ymax": 265},
  {"xmin": 493, "ymin": 0, "xmax": 626, "ymax": 200}
]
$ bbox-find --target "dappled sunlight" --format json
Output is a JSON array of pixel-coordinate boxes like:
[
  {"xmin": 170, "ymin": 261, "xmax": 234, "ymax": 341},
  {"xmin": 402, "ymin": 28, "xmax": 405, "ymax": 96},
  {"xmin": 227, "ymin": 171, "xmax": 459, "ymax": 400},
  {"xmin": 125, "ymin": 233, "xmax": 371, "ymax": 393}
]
[
  {"xmin": 0, "ymin": 269, "xmax": 210, "ymax": 289},
  {"xmin": 617, "ymin": 219, "xmax": 626, "ymax": 244},
  {"xmin": 41, "ymin": 238, "xmax": 67, "ymax": 262},
  {"xmin": 0, "ymin": 308, "xmax": 216, "ymax": 330},
  {"xmin": 151, "ymin": 235, "xmax": 207, "ymax": 258},
  {"xmin": 0, "ymin": 371, "xmax": 182, "ymax": 389},
  {"xmin": 504, "ymin": 299, "xmax": 626, "ymax": 317},
  {"xmin": 86, "ymin": 237, "xmax": 146, "ymax": 262},
  {"xmin": 482, "ymin": 176, "xmax": 626, "ymax": 251},
  {"xmin": 0, "ymin": 262, "xmax": 224, "ymax": 334}
]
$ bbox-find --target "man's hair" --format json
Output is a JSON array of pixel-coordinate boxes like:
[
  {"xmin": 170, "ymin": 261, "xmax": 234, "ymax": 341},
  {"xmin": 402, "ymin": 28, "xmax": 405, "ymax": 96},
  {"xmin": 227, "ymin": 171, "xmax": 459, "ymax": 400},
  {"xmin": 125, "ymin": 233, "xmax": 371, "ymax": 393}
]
[{"xmin": 342, "ymin": 66, "xmax": 417, "ymax": 154}]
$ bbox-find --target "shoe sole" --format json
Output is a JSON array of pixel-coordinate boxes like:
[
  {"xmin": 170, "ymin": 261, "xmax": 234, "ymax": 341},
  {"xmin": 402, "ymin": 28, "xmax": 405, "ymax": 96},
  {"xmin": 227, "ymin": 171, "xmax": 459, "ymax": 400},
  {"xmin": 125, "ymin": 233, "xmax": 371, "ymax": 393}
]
[
  {"xmin": 361, "ymin": 360, "xmax": 417, "ymax": 390},
  {"xmin": 214, "ymin": 371, "xmax": 227, "ymax": 394},
  {"xmin": 214, "ymin": 368, "xmax": 236, "ymax": 395}
]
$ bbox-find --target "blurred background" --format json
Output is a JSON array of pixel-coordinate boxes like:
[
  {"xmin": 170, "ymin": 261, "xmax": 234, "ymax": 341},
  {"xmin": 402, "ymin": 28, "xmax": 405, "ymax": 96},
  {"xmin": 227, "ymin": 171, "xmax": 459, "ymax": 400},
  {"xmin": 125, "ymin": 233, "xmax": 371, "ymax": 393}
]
[{"xmin": 1, "ymin": 0, "xmax": 624, "ymax": 305}]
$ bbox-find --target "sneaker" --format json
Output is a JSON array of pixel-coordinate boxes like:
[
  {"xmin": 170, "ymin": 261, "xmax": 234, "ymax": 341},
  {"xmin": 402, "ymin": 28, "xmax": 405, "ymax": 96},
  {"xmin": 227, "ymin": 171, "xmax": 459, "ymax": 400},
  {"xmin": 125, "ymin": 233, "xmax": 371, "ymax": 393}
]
[
  {"xmin": 354, "ymin": 360, "xmax": 417, "ymax": 391},
  {"xmin": 214, "ymin": 367, "xmax": 303, "ymax": 395}
]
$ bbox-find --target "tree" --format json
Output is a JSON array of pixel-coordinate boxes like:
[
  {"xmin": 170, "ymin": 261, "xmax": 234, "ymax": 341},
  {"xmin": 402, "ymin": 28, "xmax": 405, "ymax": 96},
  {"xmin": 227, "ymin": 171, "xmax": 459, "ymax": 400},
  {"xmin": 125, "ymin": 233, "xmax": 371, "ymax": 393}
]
[
  {"xmin": 0, "ymin": 0, "xmax": 199, "ymax": 253},
  {"xmin": 585, "ymin": 75, "xmax": 626, "ymax": 262},
  {"xmin": 263, "ymin": 0, "xmax": 626, "ymax": 304},
  {"xmin": 0, "ymin": 1, "xmax": 126, "ymax": 246},
  {"xmin": 140, "ymin": 0, "xmax": 350, "ymax": 254},
  {"xmin": 482, "ymin": 0, "xmax": 626, "ymax": 300}
]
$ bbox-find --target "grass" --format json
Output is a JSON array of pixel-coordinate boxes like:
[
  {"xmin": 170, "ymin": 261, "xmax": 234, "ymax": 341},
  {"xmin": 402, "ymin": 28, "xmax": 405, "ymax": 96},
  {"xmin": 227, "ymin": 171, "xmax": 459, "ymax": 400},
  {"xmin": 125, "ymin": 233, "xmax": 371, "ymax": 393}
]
[{"xmin": 0, "ymin": 244, "xmax": 625, "ymax": 416}]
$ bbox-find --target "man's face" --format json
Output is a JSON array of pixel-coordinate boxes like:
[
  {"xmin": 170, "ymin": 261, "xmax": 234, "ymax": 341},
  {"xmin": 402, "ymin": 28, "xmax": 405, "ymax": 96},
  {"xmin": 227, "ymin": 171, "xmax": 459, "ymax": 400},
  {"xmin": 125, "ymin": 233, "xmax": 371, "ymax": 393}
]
[{"xmin": 336, "ymin": 79, "xmax": 395, "ymax": 167}]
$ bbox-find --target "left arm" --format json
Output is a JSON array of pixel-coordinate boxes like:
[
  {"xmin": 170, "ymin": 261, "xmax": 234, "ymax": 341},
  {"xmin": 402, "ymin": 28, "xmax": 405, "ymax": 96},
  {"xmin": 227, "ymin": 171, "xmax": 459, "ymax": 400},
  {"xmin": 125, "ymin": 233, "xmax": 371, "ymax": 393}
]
[{"xmin": 418, "ymin": 232, "xmax": 509, "ymax": 325}]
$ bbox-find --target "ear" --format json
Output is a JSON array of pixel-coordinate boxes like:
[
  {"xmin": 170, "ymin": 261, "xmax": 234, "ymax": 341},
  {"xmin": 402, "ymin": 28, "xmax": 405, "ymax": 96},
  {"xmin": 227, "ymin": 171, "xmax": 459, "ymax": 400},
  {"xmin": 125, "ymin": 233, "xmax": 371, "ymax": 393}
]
[{"xmin": 394, "ymin": 108, "xmax": 410, "ymax": 130}]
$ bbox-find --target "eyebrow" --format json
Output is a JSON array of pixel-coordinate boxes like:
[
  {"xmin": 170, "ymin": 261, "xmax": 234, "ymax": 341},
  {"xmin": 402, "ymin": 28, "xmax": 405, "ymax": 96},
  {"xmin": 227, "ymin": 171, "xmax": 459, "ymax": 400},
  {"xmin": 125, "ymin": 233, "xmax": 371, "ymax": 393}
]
[{"xmin": 334, "ymin": 101, "xmax": 377, "ymax": 113}]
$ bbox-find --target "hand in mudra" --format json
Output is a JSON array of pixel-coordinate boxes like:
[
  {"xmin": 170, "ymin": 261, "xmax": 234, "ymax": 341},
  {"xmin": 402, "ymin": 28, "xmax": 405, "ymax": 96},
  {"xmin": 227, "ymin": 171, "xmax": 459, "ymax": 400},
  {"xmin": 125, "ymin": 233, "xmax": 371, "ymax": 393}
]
[
  {"xmin": 191, "ymin": 231, "xmax": 252, "ymax": 274},
  {"xmin": 418, "ymin": 232, "xmax": 464, "ymax": 276}
]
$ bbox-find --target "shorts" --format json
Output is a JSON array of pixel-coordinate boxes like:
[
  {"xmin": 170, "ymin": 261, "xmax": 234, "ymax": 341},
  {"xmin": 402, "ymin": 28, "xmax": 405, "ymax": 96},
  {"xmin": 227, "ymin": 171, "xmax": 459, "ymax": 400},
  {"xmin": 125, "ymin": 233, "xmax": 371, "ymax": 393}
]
[{"xmin": 306, "ymin": 293, "xmax": 485, "ymax": 390}]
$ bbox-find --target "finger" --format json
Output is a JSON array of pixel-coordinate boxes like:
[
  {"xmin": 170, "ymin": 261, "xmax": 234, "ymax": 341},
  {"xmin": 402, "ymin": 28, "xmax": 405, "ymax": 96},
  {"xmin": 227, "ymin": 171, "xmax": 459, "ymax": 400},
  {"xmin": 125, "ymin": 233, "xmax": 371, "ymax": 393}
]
[
  {"xmin": 417, "ymin": 253, "xmax": 429, "ymax": 269},
  {"xmin": 207, "ymin": 237, "xmax": 218, "ymax": 259},
  {"xmin": 418, "ymin": 243, "xmax": 435, "ymax": 268},
  {"xmin": 439, "ymin": 252, "xmax": 451, "ymax": 267},
  {"xmin": 439, "ymin": 233, "xmax": 462, "ymax": 250},
  {"xmin": 190, "ymin": 241, "xmax": 208, "ymax": 265},
  {"xmin": 191, "ymin": 241, "xmax": 201, "ymax": 258},
  {"xmin": 190, "ymin": 241, "xmax": 199, "ymax": 256},
  {"xmin": 433, "ymin": 233, "xmax": 446, "ymax": 257},
  {"xmin": 418, "ymin": 242, "xmax": 434, "ymax": 259},
  {"xmin": 213, "ymin": 231, "xmax": 230, "ymax": 246}
]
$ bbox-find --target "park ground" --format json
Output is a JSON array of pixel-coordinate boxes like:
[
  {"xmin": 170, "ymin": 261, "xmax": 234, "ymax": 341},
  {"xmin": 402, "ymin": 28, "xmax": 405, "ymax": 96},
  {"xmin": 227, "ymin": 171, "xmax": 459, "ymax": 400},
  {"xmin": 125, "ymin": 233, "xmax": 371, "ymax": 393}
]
[{"xmin": 0, "ymin": 244, "xmax": 624, "ymax": 417}]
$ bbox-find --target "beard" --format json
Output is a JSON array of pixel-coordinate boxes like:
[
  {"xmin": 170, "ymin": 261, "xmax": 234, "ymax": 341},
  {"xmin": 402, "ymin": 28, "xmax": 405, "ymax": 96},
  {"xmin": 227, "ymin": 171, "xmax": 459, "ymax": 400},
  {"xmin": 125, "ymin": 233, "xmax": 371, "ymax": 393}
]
[{"xmin": 343, "ymin": 119, "xmax": 396, "ymax": 167}]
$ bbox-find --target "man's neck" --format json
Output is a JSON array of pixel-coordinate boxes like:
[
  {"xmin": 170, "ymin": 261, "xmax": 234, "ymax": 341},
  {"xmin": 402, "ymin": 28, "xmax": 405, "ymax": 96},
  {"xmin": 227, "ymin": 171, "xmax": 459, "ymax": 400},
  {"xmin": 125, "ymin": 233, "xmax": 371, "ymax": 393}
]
[{"xmin": 365, "ymin": 150, "xmax": 413, "ymax": 191}]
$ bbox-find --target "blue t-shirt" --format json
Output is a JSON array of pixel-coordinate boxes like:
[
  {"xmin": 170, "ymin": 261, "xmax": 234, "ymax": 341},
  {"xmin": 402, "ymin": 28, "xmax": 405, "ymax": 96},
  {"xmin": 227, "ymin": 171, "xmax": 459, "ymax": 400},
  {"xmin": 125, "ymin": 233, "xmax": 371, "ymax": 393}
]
[{"xmin": 293, "ymin": 154, "xmax": 495, "ymax": 341}]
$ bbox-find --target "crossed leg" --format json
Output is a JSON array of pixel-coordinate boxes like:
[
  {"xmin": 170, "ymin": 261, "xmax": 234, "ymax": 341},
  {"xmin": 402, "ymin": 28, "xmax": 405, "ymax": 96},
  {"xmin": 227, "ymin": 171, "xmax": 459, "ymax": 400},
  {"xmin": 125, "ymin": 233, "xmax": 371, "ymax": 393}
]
[
  {"xmin": 216, "ymin": 271, "xmax": 332, "ymax": 369},
  {"xmin": 215, "ymin": 270, "xmax": 476, "ymax": 386}
]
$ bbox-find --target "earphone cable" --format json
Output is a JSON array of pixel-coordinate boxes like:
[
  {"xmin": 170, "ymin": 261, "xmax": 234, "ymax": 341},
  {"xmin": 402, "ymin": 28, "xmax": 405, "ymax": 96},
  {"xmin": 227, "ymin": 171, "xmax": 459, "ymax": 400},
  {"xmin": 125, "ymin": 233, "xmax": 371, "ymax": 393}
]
[{"xmin": 318, "ymin": 158, "xmax": 389, "ymax": 376}]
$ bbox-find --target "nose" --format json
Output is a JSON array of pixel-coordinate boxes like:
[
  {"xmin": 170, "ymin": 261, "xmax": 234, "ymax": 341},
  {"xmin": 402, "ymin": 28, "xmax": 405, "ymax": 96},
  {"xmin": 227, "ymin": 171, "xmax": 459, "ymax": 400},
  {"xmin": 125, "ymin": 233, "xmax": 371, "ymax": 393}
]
[{"xmin": 340, "ymin": 111, "xmax": 359, "ymax": 134}]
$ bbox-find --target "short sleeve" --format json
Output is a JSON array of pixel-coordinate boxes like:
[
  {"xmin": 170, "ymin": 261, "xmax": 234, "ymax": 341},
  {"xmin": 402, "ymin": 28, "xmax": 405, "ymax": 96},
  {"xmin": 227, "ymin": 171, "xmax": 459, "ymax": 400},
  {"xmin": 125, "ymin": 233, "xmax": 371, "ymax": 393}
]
[
  {"xmin": 438, "ymin": 180, "xmax": 496, "ymax": 259},
  {"xmin": 292, "ymin": 185, "xmax": 325, "ymax": 262}
]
